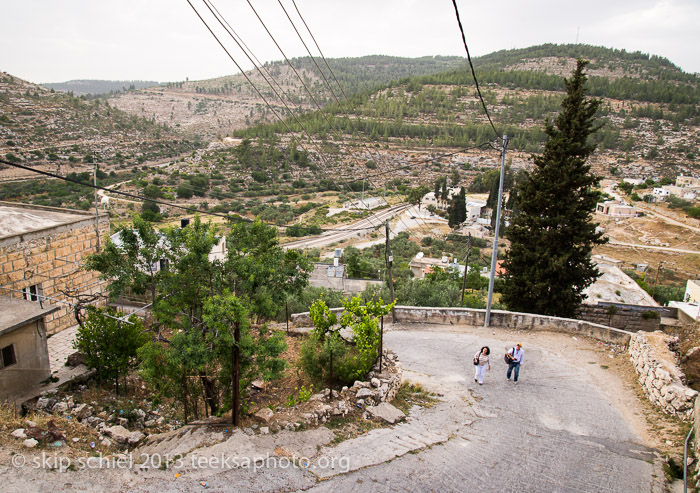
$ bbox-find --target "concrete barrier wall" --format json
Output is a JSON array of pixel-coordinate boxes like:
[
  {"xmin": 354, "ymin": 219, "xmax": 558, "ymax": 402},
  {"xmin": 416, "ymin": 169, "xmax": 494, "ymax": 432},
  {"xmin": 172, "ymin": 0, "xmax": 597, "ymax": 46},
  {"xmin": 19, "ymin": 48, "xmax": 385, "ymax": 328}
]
[{"xmin": 291, "ymin": 305, "xmax": 633, "ymax": 345}]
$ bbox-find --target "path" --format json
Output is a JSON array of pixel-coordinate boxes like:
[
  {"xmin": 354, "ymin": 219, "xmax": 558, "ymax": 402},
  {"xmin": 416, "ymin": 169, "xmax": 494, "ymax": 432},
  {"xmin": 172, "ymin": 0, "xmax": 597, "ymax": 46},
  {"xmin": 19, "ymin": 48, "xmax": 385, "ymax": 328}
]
[
  {"xmin": 607, "ymin": 239, "xmax": 700, "ymax": 255},
  {"xmin": 2, "ymin": 325, "xmax": 664, "ymax": 492}
]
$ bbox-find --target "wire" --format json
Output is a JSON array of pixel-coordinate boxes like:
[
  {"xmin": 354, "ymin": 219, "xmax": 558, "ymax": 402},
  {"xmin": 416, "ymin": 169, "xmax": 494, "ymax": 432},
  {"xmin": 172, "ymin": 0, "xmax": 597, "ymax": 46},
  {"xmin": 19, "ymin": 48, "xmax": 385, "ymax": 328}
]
[
  {"xmin": 186, "ymin": 0, "xmax": 382, "ymax": 231},
  {"xmin": 451, "ymin": 0, "xmax": 500, "ymax": 140},
  {"xmin": 0, "ymin": 158, "xmax": 383, "ymax": 233}
]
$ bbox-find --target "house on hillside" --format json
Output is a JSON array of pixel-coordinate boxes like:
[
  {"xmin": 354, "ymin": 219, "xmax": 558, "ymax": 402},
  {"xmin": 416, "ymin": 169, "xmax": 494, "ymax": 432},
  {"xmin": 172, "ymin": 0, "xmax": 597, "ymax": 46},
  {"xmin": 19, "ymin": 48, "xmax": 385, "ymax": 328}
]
[
  {"xmin": 0, "ymin": 296, "xmax": 60, "ymax": 400},
  {"xmin": 596, "ymin": 201, "xmax": 638, "ymax": 217},
  {"xmin": 421, "ymin": 188, "xmax": 461, "ymax": 211},
  {"xmin": 409, "ymin": 252, "xmax": 465, "ymax": 279},
  {"xmin": 677, "ymin": 176, "xmax": 700, "ymax": 188},
  {"xmin": 0, "ymin": 202, "xmax": 109, "ymax": 335}
]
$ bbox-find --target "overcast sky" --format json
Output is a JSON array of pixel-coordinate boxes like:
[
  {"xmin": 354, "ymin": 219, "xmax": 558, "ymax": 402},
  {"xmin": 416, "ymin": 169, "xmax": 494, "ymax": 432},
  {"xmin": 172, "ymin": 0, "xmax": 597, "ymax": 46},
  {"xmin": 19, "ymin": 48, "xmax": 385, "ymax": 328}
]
[{"xmin": 2, "ymin": 0, "xmax": 699, "ymax": 84}]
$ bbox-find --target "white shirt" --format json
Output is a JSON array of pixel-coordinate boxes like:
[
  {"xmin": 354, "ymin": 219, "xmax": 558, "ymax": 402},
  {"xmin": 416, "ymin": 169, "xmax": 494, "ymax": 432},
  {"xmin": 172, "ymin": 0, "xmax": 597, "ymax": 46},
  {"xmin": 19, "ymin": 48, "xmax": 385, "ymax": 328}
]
[{"xmin": 509, "ymin": 347, "xmax": 524, "ymax": 364}]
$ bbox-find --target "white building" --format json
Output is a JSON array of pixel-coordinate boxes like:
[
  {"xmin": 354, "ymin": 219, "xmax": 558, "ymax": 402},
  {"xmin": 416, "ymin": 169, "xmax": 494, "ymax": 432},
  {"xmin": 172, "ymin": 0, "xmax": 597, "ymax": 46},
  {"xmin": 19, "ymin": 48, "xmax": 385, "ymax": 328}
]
[{"xmin": 653, "ymin": 188, "xmax": 671, "ymax": 200}]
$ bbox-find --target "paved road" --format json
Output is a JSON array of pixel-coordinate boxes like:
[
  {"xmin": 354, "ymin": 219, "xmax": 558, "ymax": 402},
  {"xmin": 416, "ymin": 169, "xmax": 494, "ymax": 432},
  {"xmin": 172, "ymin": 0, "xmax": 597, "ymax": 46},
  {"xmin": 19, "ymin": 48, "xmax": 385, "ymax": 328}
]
[
  {"xmin": 2, "ymin": 326, "xmax": 662, "ymax": 492},
  {"xmin": 282, "ymin": 204, "xmax": 410, "ymax": 251},
  {"xmin": 302, "ymin": 327, "xmax": 660, "ymax": 492}
]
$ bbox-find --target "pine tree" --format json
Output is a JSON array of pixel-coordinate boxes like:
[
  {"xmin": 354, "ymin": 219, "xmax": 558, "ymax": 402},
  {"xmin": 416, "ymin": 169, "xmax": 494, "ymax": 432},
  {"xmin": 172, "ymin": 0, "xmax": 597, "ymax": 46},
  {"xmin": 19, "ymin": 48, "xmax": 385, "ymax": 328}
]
[{"xmin": 501, "ymin": 59, "xmax": 606, "ymax": 318}]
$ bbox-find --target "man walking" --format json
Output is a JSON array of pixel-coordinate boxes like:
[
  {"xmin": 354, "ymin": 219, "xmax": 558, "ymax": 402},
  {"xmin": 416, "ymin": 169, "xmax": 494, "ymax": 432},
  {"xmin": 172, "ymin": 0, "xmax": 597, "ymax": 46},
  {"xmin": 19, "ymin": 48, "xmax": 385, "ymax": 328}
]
[{"xmin": 506, "ymin": 343, "xmax": 524, "ymax": 384}]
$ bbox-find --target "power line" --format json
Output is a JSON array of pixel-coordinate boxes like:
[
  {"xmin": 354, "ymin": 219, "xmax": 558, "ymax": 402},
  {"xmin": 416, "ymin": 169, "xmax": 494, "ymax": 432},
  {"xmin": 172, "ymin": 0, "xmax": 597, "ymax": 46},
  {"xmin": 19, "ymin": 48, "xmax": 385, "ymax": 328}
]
[
  {"xmin": 451, "ymin": 0, "xmax": 500, "ymax": 140},
  {"xmin": 0, "ymin": 158, "xmax": 380, "ymax": 233},
  {"xmin": 187, "ymin": 0, "xmax": 381, "ymax": 231}
]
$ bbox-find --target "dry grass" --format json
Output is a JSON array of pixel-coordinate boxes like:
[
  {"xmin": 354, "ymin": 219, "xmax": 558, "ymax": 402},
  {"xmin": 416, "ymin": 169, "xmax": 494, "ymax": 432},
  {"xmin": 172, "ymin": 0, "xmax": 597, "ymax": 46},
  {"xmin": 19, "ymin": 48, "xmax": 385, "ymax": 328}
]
[{"xmin": 0, "ymin": 402, "xmax": 117, "ymax": 457}]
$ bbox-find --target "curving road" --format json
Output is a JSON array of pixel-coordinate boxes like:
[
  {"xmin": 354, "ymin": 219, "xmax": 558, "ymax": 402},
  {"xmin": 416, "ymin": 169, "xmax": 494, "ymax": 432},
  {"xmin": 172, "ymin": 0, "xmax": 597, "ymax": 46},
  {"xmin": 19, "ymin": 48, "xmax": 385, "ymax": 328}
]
[
  {"xmin": 2, "ymin": 325, "xmax": 663, "ymax": 492},
  {"xmin": 282, "ymin": 204, "xmax": 410, "ymax": 251}
]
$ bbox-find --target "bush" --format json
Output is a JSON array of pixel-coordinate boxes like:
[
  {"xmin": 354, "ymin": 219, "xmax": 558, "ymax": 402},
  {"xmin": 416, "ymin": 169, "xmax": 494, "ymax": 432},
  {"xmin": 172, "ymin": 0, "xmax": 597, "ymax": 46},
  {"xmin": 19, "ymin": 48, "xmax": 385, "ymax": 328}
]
[
  {"xmin": 74, "ymin": 307, "xmax": 148, "ymax": 395},
  {"xmin": 300, "ymin": 297, "xmax": 393, "ymax": 386}
]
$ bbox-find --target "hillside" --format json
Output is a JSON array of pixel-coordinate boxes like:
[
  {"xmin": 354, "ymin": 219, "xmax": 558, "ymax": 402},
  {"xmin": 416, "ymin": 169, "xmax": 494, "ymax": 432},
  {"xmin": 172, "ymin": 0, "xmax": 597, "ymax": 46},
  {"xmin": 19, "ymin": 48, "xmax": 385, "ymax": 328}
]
[
  {"xmin": 235, "ymin": 44, "xmax": 700, "ymax": 181},
  {"xmin": 42, "ymin": 80, "xmax": 159, "ymax": 97},
  {"xmin": 0, "ymin": 71, "xmax": 201, "ymax": 184},
  {"xmin": 107, "ymin": 56, "xmax": 465, "ymax": 139}
]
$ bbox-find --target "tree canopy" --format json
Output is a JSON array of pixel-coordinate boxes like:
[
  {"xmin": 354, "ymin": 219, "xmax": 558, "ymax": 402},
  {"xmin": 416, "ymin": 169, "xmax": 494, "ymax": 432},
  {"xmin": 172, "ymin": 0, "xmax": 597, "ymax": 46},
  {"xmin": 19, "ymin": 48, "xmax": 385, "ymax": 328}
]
[{"xmin": 501, "ymin": 59, "xmax": 606, "ymax": 317}]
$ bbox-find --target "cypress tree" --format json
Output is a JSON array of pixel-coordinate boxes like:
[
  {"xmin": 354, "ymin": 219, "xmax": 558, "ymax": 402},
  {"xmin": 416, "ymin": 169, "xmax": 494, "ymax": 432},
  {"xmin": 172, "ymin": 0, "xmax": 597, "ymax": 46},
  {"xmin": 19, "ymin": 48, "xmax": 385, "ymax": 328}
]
[{"xmin": 501, "ymin": 59, "xmax": 606, "ymax": 317}]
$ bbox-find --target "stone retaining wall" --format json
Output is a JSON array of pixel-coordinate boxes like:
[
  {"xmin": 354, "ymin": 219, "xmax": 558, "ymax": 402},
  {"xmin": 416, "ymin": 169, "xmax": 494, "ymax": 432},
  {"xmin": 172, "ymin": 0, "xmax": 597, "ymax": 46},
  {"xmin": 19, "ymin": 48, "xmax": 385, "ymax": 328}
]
[
  {"xmin": 291, "ymin": 306, "xmax": 633, "ymax": 345},
  {"xmin": 576, "ymin": 303, "xmax": 661, "ymax": 332},
  {"xmin": 629, "ymin": 331, "xmax": 698, "ymax": 419}
]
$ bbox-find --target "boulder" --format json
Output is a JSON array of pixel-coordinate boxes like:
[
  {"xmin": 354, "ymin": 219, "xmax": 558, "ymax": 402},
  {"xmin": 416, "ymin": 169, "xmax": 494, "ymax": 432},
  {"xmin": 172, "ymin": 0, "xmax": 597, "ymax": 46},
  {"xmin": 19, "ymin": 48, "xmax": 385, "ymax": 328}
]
[
  {"xmin": 23, "ymin": 438, "xmax": 39, "ymax": 448},
  {"xmin": 74, "ymin": 403, "xmax": 91, "ymax": 420},
  {"xmin": 356, "ymin": 388, "xmax": 373, "ymax": 399},
  {"xmin": 66, "ymin": 352, "xmax": 86, "ymax": 367},
  {"xmin": 11, "ymin": 429, "xmax": 27, "ymax": 439},
  {"xmin": 36, "ymin": 398, "xmax": 50, "ymax": 410},
  {"xmin": 118, "ymin": 418, "xmax": 129, "ymax": 427},
  {"xmin": 104, "ymin": 425, "xmax": 131, "ymax": 445},
  {"xmin": 52, "ymin": 402, "xmax": 68, "ymax": 414},
  {"xmin": 365, "ymin": 402, "xmax": 406, "ymax": 424},
  {"xmin": 255, "ymin": 407, "xmax": 274, "ymax": 425},
  {"xmin": 128, "ymin": 431, "xmax": 146, "ymax": 446},
  {"xmin": 370, "ymin": 378, "xmax": 381, "ymax": 388}
]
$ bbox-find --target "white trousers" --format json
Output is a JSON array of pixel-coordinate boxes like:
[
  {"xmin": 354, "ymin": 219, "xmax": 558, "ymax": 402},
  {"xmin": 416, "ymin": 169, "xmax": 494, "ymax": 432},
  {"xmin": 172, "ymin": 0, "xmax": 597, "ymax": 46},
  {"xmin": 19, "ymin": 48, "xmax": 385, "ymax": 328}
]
[{"xmin": 474, "ymin": 364, "xmax": 488, "ymax": 384}]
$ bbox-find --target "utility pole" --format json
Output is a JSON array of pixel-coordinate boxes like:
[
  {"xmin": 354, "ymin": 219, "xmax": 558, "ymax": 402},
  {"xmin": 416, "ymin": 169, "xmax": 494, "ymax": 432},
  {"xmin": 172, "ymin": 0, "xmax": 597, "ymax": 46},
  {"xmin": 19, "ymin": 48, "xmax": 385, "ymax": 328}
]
[
  {"xmin": 652, "ymin": 261, "xmax": 663, "ymax": 299},
  {"xmin": 93, "ymin": 154, "xmax": 100, "ymax": 251},
  {"xmin": 461, "ymin": 233, "xmax": 473, "ymax": 305},
  {"xmin": 385, "ymin": 219, "xmax": 395, "ymax": 321},
  {"xmin": 485, "ymin": 135, "xmax": 508, "ymax": 327}
]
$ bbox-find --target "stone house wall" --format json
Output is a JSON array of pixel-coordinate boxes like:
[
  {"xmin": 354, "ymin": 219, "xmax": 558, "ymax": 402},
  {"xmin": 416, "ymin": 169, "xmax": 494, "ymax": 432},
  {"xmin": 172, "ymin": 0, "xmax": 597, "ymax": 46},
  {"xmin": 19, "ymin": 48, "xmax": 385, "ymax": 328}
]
[
  {"xmin": 628, "ymin": 331, "xmax": 698, "ymax": 419},
  {"xmin": 576, "ymin": 303, "xmax": 662, "ymax": 332},
  {"xmin": 0, "ymin": 206, "xmax": 109, "ymax": 335}
]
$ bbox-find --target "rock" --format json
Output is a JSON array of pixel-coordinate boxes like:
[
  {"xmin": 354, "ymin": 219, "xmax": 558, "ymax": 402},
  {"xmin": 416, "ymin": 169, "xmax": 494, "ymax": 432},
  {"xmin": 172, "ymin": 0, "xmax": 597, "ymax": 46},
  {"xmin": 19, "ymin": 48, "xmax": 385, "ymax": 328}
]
[
  {"xmin": 52, "ymin": 402, "xmax": 68, "ymax": 414},
  {"xmin": 341, "ymin": 386, "xmax": 349, "ymax": 393},
  {"xmin": 243, "ymin": 428, "xmax": 254, "ymax": 436},
  {"xmin": 104, "ymin": 425, "xmax": 131, "ymax": 445},
  {"xmin": 144, "ymin": 420, "xmax": 157, "ymax": 428},
  {"xmin": 72, "ymin": 438, "xmax": 80, "ymax": 443},
  {"xmin": 100, "ymin": 438, "xmax": 111, "ymax": 447},
  {"xmin": 66, "ymin": 352, "xmax": 86, "ymax": 367},
  {"xmin": 118, "ymin": 418, "xmax": 129, "ymax": 427},
  {"xmin": 134, "ymin": 409, "xmax": 147, "ymax": 421},
  {"xmin": 284, "ymin": 423, "xmax": 295, "ymax": 431},
  {"xmin": 323, "ymin": 389, "xmax": 339, "ymax": 399},
  {"xmin": 251, "ymin": 380, "xmax": 265, "ymax": 390},
  {"xmin": 24, "ymin": 420, "xmax": 36, "ymax": 428},
  {"xmin": 356, "ymin": 388, "xmax": 373, "ymax": 399},
  {"xmin": 255, "ymin": 407, "xmax": 274, "ymax": 425},
  {"xmin": 74, "ymin": 403, "xmax": 91, "ymax": 419},
  {"xmin": 25, "ymin": 426, "xmax": 47, "ymax": 442},
  {"xmin": 371, "ymin": 378, "xmax": 381, "ymax": 388},
  {"xmin": 36, "ymin": 398, "xmax": 50, "ymax": 410},
  {"xmin": 11, "ymin": 429, "xmax": 27, "ymax": 439},
  {"xmin": 365, "ymin": 402, "xmax": 406, "ymax": 424},
  {"xmin": 128, "ymin": 431, "xmax": 145, "ymax": 446},
  {"xmin": 155, "ymin": 416, "xmax": 165, "ymax": 425},
  {"xmin": 47, "ymin": 420, "xmax": 66, "ymax": 441},
  {"xmin": 259, "ymin": 427, "xmax": 269, "ymax": 435},
  {"xmin": 23, "ymin": 438, "xmax": 39, "ymax": 448}
]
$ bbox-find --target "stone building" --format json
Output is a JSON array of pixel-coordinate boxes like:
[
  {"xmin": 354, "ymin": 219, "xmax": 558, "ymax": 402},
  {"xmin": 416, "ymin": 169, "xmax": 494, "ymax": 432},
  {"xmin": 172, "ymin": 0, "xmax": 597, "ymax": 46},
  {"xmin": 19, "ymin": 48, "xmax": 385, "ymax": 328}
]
[
  {"xmin": 0, "ymin": 201, "xmax": 109, "ymax": 335},
  {"xmin": 0, "ymin": 296, "xmax": 59, "ymax": 400}
]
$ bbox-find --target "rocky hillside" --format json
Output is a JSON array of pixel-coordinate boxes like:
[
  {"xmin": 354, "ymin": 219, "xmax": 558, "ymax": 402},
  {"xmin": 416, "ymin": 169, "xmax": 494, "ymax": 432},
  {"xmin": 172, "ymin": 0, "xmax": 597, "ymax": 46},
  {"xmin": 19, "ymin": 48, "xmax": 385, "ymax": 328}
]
[
  {"xmin": 107, "ymin": 56, "xmax": 465, "ymax": 139},
  {"xmin": 236, "ymin": 44, "xmax": 700, "ymax": 182},
  {"xmin": 0, "ymin": 71, "xmax": 201, "ymax": 181}
]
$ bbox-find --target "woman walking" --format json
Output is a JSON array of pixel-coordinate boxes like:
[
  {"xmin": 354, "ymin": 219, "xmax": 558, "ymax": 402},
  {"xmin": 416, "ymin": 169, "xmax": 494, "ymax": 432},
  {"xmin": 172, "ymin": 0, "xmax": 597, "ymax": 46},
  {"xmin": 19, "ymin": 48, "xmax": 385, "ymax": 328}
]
[{"xmin": 473, "ymin": 346, "xmax": 491, "ymax": 385}]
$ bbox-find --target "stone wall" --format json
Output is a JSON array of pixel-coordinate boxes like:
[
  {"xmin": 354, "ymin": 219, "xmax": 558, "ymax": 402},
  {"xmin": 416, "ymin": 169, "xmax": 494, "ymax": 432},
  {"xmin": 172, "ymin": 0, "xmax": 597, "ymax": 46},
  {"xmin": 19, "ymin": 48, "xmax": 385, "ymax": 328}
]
[
  {"xmin": 291, "ymin": 306, "xmax": 633, "ymax": 345},
  {"xmin": 576, "ymin": 303, "xmax": 662, "ymax": 332},
  {"xmin": 628, "ymin": 331, "xmax": 698, "ymax": 419},
  {"xmin": 0, "ymin": 206, "xmax": 109, "ymax": 335}
]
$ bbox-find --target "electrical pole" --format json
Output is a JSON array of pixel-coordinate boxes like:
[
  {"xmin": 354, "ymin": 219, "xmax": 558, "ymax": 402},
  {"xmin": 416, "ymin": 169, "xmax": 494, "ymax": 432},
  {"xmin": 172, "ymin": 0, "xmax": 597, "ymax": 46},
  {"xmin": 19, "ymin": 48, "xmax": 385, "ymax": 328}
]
[
  {"xmin": 461, "ymin": 233, "xmax": 473, "ymax": 305},
  {"xmin": 385, "ymin": 219, "xmax": 395, "ymax": 321},
  {"xmin": 652, "ymin": 261, "xmax": 663, "ymax": 300},
  {"xmin": 93, "ymin": 154, "xmax": 100, "ymax": 251},
  {"xmin": 485, "ymin": 135, "xmax": 508, "ymax": 327}
]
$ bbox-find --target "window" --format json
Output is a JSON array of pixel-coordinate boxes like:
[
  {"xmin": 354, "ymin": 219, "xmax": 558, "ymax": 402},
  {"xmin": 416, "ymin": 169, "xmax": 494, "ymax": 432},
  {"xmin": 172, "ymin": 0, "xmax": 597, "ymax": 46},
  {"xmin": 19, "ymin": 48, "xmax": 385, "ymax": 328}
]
[
  {"xmin": 22, "ymin": 284, "xmax": 43, "ymax": 302},
  {"xmin": 0, "ymin": 344, "xmax": 17, "ymax": 369}
]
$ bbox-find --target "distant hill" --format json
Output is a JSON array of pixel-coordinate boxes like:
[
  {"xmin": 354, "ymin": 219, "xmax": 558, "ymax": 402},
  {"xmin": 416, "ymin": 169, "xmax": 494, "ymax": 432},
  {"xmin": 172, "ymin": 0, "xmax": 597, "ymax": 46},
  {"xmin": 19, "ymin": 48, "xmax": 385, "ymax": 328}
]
[
  {"xmin": 0, "ymin": 72, "xmax": 199, "ymax": 174},
  {"xmin": 108, "ymin": 55, "xmax": 466, "ymax": 138},
  {"xmin": 42, "ymin": 79, "xmax": 159, "ymax": 97},
  {"xmin": 234, "ymin": 44, "xmax": 699, "ymax": 177}
]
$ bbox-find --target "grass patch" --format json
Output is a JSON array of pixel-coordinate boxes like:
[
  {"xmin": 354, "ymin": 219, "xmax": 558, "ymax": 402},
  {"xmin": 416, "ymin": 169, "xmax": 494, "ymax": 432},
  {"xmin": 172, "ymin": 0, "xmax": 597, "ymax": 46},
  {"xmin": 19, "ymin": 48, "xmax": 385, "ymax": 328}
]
[
  {"xmin": 325, "ymin": 413, "xmax": 384, "ymax": 445},
  {"xmin": 392, "ymin": 382, "xmax": 439, "ymax": 414}
]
